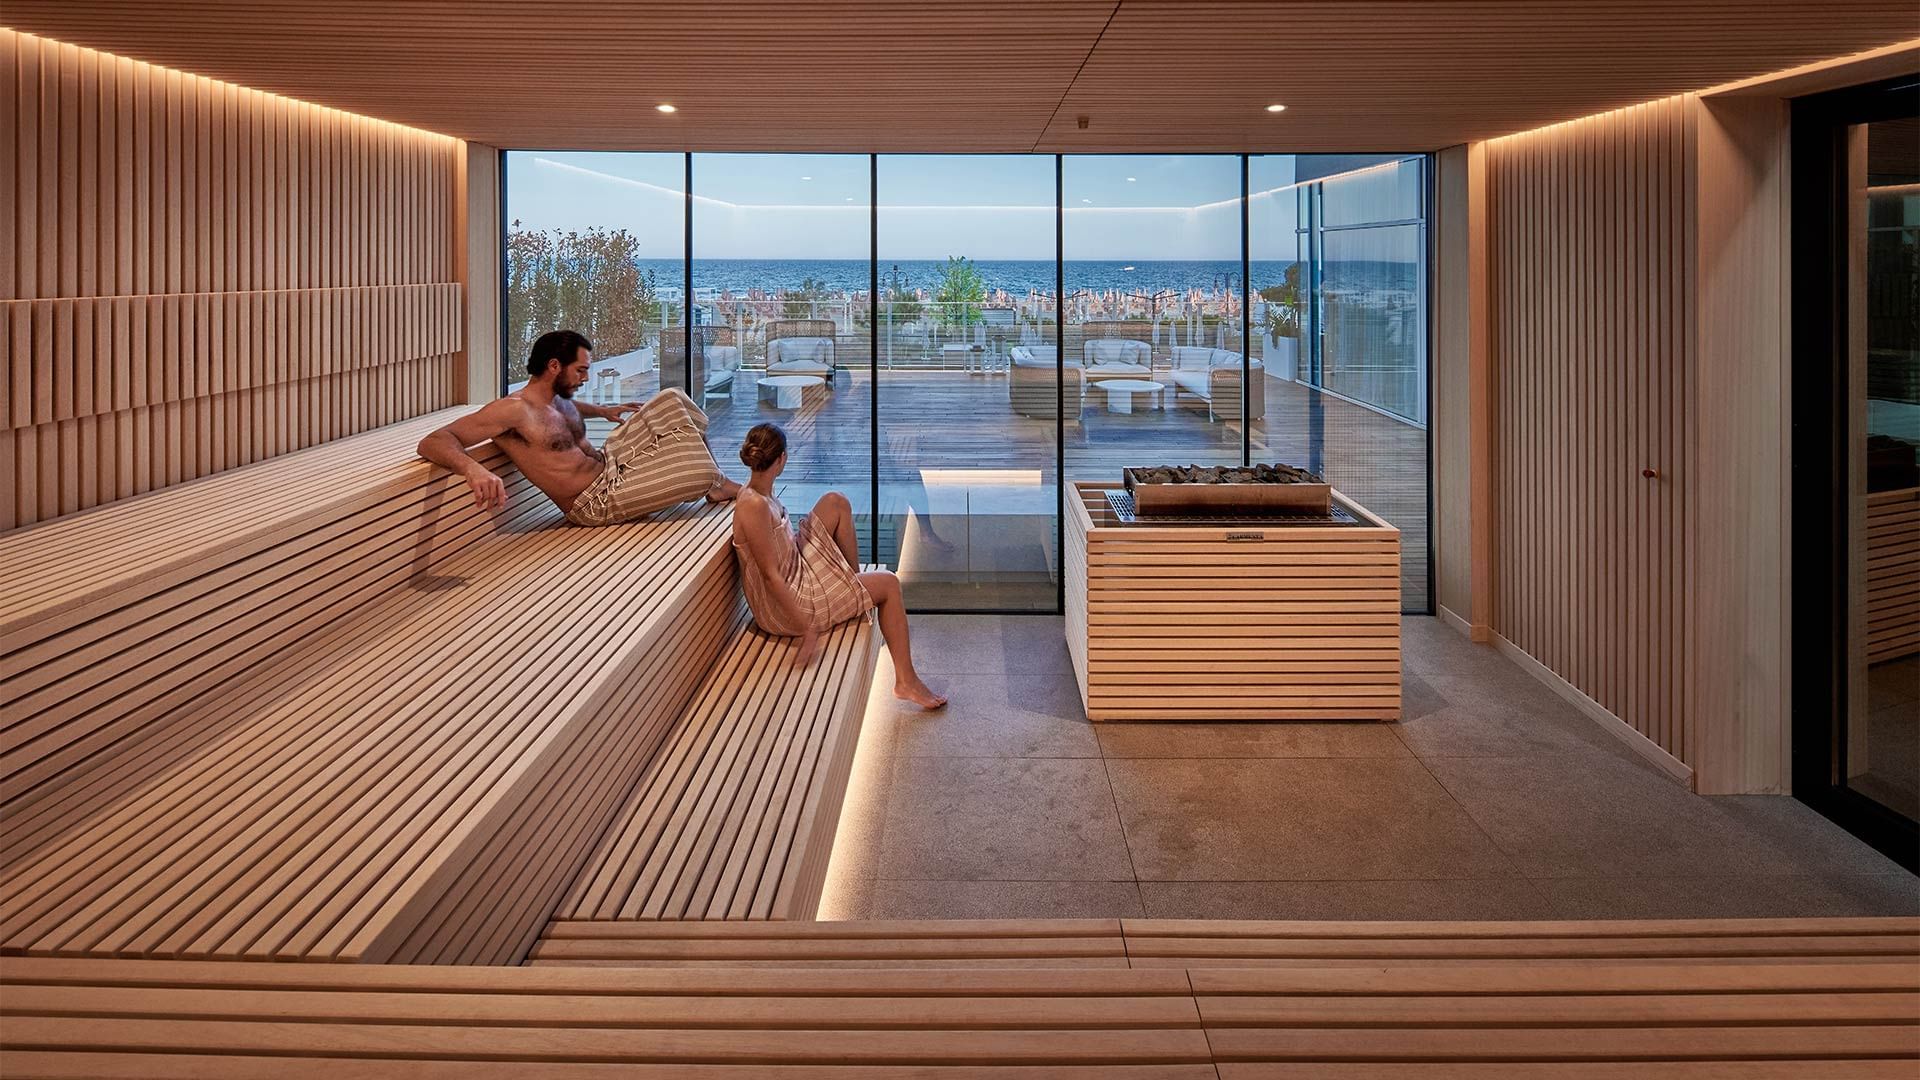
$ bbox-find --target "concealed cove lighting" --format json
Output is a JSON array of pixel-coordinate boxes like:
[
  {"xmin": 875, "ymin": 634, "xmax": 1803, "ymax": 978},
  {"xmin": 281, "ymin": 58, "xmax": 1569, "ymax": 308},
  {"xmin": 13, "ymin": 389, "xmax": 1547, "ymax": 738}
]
[
  {"xmin": 1265, "ymin": 104, "xmax": 1287, "ymax": 113},
  {"xmin": 656, "ymin": 103, "xmax": 676, "ymax": 113}
]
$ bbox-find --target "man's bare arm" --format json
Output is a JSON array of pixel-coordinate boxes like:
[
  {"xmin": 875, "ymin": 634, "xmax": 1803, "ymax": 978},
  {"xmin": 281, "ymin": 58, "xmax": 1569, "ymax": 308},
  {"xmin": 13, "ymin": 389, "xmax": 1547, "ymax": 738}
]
[{"xmin": 417, "ymin": 399, "xmax": 521, "ymax": 509}]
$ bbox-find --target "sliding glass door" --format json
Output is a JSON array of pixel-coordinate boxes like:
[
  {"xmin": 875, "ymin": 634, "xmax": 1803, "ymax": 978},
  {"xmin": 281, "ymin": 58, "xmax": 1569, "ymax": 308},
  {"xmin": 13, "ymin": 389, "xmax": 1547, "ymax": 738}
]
[
  {"xmin": 1791, "ymin": 76, "xmax": 1919, "ymax": 871},
  {"xmin": 876, "ymin": 155, "xmax": 1058, "ymax": 610},
  {"xmin": 501, "ymin": 150, "xmax": 1434, "ymax": 614}
]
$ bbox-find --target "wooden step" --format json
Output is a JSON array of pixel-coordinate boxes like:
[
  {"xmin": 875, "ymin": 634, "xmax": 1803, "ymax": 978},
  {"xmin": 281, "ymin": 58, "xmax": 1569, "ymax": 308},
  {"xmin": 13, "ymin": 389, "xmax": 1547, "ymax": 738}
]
[{"xmin": 543, "ymin": 587, "xmax": 883, "ymax": 926}]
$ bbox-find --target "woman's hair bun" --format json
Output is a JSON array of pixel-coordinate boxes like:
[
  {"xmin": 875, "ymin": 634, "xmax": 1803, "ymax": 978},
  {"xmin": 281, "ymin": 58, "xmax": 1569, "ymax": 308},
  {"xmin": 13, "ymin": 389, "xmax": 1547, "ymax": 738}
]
[{"xmin": 739, "ymin": 423, "xmax": 788, "ymax": 470}]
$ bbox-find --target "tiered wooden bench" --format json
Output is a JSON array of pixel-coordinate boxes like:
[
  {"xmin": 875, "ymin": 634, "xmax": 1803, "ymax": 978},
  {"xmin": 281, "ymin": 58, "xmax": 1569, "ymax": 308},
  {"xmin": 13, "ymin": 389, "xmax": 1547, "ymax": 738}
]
[
  {"xmin": 0, "ymin": 411, "xmax": 745, "ymax": 963},
  {"xmin": 4, "ymin": 917, "xmax": 1914, "ymax": 1076},
  {"xmin": 550, "ymin": 590, "xmax": 880, "ymax": 924},
  {"xmin": 530, "ymin": 918, "xmax": 1130, "ymax": 968},
  {"xmin": 525, "ymin": 915, "xmax": 1920, "ymax": 970}
]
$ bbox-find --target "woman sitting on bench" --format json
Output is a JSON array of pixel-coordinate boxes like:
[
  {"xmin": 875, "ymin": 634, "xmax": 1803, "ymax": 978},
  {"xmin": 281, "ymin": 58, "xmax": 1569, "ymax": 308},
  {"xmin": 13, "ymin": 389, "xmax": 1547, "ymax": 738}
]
[{"xmin": 732, "ymin": 423, "xmax": 946, "ymax": 710}]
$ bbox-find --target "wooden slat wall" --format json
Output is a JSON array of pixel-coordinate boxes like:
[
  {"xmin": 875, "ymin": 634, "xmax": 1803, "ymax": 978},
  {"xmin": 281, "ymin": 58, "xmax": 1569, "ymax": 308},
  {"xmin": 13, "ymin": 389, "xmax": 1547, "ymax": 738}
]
[
  {"xmin": 1485, "ymin": 96, "xmax": 1695, "ymax": 769},
  {"xmin": 1867, "ymin": 487, "xmax": 1920, "ymax": 664},
  {"xmin": 1, "ymin": 28, "xmax": 465, "ymax": 531}
]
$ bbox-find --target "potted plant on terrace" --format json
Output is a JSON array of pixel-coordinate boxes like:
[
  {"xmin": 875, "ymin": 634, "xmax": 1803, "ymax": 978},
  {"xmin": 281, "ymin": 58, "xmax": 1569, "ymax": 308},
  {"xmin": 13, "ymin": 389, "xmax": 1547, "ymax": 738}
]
[{"xmin": 1259, "ymin": 262, "xmax": 1304, "ymax": 380}]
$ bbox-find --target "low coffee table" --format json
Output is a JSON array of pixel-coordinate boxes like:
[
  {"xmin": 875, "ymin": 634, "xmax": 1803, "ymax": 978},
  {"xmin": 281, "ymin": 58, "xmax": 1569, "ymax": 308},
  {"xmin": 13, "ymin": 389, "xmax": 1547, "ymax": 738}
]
[
  {"xmin": 758, "ymin": 374, "xmax": 824, "ymax": 410},
  {"xmin": 1099, "ymin": 379, "xmax": 1165, "ymax": 414}
]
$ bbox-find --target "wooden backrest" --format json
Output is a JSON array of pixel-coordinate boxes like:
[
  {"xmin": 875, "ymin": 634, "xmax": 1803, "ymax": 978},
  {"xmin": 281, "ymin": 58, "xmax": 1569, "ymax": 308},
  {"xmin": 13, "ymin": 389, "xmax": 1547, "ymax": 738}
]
[
  {"xmin": 765, "ymin": 319, "xmax": 837, "ymax": 343},
  {"xmin": 656, "ymin": 325, "xmax": 736, "ymax": 357},
  {"xmin": 1080, "ymin": 320, "xmax": 1154, "ymax": 343}
]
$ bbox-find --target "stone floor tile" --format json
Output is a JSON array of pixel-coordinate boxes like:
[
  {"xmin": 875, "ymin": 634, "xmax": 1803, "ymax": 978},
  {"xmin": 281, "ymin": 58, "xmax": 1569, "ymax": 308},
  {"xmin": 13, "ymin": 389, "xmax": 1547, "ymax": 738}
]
[
  {"xmin": 877, "ymin": 756, "xmax": 1134, "ymax": 881},
  {"xmin": 1531, "ymin": 873, "xmax": 1920, "ymax": 919},
  {"xmin": 1096, "ymin": 721, "xmax": 1409, "ymax": 759},
  {"xmin": 880, "ymin": 672, "xmax": 1098, "ymax": 758},
  {"xmin": 1423, "ymin": 753, "xmax": 1816, "ymax": 879},
  {"xmin": 1137, "ymin": 877, "xmax": 1554, "ymax": 921},
  {"xmin": 869, "ymin": 879, "xmax": 1144, "ymax": 919},
  {"xmin": 1106, "ymin": 757, "xmax": 1519, "ymax": 882}
]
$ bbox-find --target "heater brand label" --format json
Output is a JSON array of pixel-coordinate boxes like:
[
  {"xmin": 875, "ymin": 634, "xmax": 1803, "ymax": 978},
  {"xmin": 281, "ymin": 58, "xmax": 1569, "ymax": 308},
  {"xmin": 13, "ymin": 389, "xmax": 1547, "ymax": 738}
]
[{"xmin": 1226, "ymin": 532, "xmax": 1265, "ymax": 541}]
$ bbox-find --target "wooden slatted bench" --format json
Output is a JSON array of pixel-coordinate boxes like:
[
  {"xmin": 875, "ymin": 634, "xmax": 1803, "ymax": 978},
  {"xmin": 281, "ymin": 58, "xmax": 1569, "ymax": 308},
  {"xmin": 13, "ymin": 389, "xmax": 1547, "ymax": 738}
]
[
  {"xmin": 548, "ymin": 590, "xmax": 881, "ymax": 924},
  {"xmin": 525, "ymin": 915, "xmax": 1920, "ymax": 970},
  {"xmin": 2, "ymin": 408, "xmax": 485, "ymax": 815},
  {"xmin": 529, "ymin": 918, "xmax": 1131, "ymax": 968},
  {"xmin": 0, "ymin": 958, "xmax": 1215, "ymax": 1079},
  {"xmin": 1118, "ymin": 916, "xmax": 1920, "ymax": 967},
  {"xmin": 4, "ymin": 917, "xmax": 1915, "ymax": 1077},
  {"xmin": 0, "ymin": 412, "xmax": 745, "ymax": 963}
]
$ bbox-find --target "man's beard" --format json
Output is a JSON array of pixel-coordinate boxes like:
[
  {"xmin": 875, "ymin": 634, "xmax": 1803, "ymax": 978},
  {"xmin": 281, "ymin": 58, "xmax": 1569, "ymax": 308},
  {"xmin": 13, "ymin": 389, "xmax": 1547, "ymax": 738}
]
[{"xmin": 556, "ymin": 381, "xmax": 576, "ymax": 399}]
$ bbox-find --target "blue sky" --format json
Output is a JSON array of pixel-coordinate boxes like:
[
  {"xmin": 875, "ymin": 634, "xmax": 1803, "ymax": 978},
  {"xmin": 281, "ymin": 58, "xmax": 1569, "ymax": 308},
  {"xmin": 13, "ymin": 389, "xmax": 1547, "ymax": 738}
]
[{"xmin": 506, "ymin": 152, "xmax": 1415, "ymax": 261}]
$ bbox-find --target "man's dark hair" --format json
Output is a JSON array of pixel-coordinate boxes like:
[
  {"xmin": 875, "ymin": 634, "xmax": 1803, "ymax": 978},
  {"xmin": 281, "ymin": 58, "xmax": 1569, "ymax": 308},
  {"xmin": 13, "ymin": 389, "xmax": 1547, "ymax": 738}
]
[{"xmin": 527, "ymin": 330, "xmax": 592, "ymax": 379}]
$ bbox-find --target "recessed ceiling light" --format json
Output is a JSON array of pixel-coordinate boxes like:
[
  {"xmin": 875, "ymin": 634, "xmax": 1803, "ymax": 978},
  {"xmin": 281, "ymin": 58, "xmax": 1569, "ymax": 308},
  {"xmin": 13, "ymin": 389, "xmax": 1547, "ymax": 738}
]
[
  {"xmin": 844, "ymin": 197, "xmax": 853, "ymax": 202},
  {"xmin": 801, "ymin": 175, "xmax": 813, "ymax": 181},
  {"xmin": 1265, "ymin": 104, "xmax": 1287, "ymax": 113},
  {"xmin": 1126, "ymin": 177, "xmax": 1136, "ymax": 182},
  {"xmin": 656, "ymin": 103, "xmax": 676, "ymax": 113},
  {"xmin": 1081, "ymin": 198, "xmax": 1092, "ymax": 204}
]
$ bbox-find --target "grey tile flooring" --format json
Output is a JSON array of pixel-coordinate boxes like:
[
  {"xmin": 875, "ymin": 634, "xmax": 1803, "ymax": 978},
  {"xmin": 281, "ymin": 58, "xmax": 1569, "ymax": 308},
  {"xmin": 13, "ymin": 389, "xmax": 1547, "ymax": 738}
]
[
  {"xmin": 821, "ymin": 614, "xmax": 1919, "ymax": 923},
  {"xmin": 877, "ymin": 756, "xmax": 1134, "ymax": 881},
  {"xmin": 1095, "ymin": 721, "xmax": 1409, "ymax": 759},
  {"xmin": 1107, "ymin": 757, "xmax": 1520, "ymax": 881},
  {"xmin": 1531, "ymin": 874, "xmax": 1920, "ymax": 919},
  {"xmin": 870, "ymin": 879, "xmax": 1145, "ymax": 920},
  {"xmin": 878, "ymin": 672, "xmax": 1098, "ymax": 759},
  {"xmin": 1139, "ymin": 878, "xmax": 1555, "ymax": 921},
  {"xmin": 1419, "ymin": 752, "xmax": 1810, "ymax": 879}
]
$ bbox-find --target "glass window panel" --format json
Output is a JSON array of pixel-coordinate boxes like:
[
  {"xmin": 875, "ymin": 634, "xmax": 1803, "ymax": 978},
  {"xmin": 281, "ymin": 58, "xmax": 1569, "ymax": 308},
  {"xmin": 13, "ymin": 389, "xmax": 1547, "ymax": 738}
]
[
  {"xmin": 691, "ymin": 153, "xmax": 872, "ymax": 552},
  {"xmin": 1321, "ymin": 156, "xmax": 1424, "ymax": 227},
  {"xmin": 502, "ymin": 151, "xmax": 684, "ymax": 389},
  {"xmin": 877, "ymin": 155, "xmax": 1058, "ymax": 610},
  {"xmin": 1848, "ymin": 117, "xmax": 1920, "ymax": 820},
  {"xmin": 1063, "ymin": 155, "xmax": 1244, "ymax": 485},
  {"xmin": 1252, "ymin": 153, "xmax": 1429, "ymax": 612}
]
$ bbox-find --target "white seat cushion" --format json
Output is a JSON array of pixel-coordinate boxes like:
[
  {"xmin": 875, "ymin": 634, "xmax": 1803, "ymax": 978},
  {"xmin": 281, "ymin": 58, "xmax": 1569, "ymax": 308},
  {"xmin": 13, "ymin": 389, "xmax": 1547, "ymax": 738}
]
[
  {"xmin": 1084, "ymin": 339, "xmax": 1149, "ymax": 365},
  {"xmin": 768, "ymin": 336, "xmax": 834, "ymax": 364},
  {"xmin": 1167, "ymin": 369, "xmax": 1213, "ymax": 399},
  {"xmin": 1170, "ymin": 346, "xmax": 1219, "ymax": 370},
  {"xmin": 766, "ymin": 359, "xmax": 831, "ymax": 377},
  {"xmin": 1012, "ymin": 345, "xmax": 1065, "ymax": 368}
]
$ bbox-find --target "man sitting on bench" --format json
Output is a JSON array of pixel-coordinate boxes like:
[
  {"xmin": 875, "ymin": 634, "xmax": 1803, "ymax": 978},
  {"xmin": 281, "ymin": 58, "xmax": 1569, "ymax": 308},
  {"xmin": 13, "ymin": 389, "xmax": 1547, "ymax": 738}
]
[{"xmin": 419, "ymin": 329, "xmax": 740, "ymax": 522}]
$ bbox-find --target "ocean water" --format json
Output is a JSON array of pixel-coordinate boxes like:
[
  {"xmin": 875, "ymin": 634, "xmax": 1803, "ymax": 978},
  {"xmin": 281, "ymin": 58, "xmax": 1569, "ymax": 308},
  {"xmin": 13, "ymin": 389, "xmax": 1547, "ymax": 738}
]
[{"xmin": 625, "ymin": 259, "xmax": 1317, "ymax": 297}]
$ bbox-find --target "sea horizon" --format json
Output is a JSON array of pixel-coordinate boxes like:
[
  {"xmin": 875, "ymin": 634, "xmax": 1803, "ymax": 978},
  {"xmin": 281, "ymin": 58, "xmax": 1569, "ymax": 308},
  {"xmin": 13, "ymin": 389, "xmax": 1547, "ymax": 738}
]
[{"xmin": 603, "ymin": 258, "xmax": 1413, "ymax": 298}]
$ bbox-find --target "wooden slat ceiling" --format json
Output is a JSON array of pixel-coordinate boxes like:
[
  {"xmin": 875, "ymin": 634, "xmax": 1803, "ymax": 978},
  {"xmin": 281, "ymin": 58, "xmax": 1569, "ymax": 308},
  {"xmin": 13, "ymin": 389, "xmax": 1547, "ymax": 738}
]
[{"xmin": 6, "ymin": 1, "xmax": 1917, "ymax": 152}]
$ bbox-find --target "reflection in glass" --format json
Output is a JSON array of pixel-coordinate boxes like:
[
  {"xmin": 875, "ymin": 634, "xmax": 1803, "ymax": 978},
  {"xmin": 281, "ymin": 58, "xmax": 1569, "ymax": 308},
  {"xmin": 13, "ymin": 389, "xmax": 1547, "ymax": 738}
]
[
  {"xmin": 502, "ymin": 151, "xmax": 684, "ymax": 393},
  {"xmin": 1847, "ymin": 117, "xmax": 1920, "ymax": 821},
  {"xmin": 1063, "ymin": 155, "xmax": 1245, "ymax": 484},
  {"xmin": 691, "ymin": 154, "xmax": 872, "ymax": 537},
  {"xmin": 1251, "ymin": 154, "xmax": 1430, "ymax": 610},
  {"xmin": 877, "ymin": 156, "xmax": 1058, "ymax": 610},
  {"xmin": 501, "ymin": 149, "xmax": 1433, "ymax": 614}
]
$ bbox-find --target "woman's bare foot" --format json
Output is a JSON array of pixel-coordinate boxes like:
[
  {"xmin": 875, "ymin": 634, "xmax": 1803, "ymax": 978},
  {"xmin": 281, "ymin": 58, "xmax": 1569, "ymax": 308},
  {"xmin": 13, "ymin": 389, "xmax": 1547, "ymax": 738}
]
[{"xmin": 895, "ymin": 678, "xmax": 947, "ymax": 710}]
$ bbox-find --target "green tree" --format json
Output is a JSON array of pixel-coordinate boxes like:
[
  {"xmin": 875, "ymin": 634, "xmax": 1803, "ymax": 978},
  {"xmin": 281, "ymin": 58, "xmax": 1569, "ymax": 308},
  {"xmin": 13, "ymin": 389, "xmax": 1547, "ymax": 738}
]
[
  {"xmin": 932, "ymin": 256, "xmax": 986, "ymax": 332},
  {"xmin": 882, "ymin": 265, "xmax": 921, "ymax": 323},
  {"xmin": 1258, "ymin": 261, "xmax": 1304, "ymax": 339},
  {"xmin": 505, "ymin": 223, "xmax": 661, "ymax": 382},
  {"xmin": 781, "ymin": 276, "xmax": 830, "ymax": 319}
]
